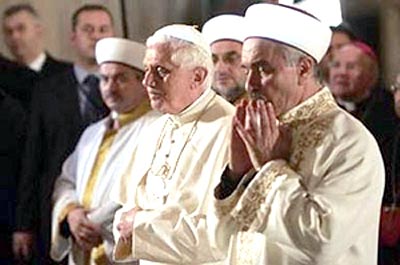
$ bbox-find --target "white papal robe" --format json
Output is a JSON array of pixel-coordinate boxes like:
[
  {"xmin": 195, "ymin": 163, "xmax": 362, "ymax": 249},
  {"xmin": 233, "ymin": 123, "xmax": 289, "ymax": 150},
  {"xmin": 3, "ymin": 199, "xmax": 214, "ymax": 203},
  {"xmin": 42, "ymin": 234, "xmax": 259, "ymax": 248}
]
[
  {"xmin": 213, "ymin": 87, "xmax": 385, "ymax": 264},
  {"xmin": 51, "ymin": 103, "xmax": 159, "ymax": 265},
  {"xmin": 112, "ymin": 89, "xmax": 235, "ymax": 265}
]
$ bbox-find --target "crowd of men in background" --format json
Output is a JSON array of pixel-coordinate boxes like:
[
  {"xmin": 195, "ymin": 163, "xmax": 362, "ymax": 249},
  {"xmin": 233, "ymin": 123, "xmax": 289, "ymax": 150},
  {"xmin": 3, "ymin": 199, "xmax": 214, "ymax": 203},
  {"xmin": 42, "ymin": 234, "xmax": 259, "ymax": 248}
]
[{"xmin": 0, "ymin": 2, "xmax": 399, "ymax": 265}]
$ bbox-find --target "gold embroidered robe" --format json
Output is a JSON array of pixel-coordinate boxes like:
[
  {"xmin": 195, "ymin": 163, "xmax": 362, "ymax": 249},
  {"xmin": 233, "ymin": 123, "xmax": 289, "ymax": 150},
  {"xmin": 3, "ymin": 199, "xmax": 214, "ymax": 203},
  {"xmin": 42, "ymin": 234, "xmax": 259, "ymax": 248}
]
[{"xmin": 214, "ymin": 87, "xmax": 385, "ymax": 265}]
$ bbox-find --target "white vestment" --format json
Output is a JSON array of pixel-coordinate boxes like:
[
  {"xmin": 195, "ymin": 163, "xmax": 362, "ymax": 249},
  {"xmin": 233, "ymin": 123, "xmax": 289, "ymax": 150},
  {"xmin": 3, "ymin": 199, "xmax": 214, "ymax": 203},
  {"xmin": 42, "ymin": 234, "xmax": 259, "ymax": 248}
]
[
  {"xmin": 51, "ymin": 106, "xmax": 159, "ymax": 265},
  {"xmin": 112, "ymin": 89, "xmax": 235, "ymax": 265},
  {"xmin": 214, "ymin": 88, "xmax": 385, "ymax": 265}
]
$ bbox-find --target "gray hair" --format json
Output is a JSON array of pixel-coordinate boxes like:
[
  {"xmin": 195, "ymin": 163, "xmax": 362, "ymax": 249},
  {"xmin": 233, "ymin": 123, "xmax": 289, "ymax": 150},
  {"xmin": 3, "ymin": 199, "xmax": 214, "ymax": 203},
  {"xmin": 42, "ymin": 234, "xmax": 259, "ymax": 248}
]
[
  {"xmin": 276, "ymin": 44, "xmax": 322, "ymax": 84},
  {"xmin": 146, "ymin": 34, "xmax": 214, "ymax": 89}
]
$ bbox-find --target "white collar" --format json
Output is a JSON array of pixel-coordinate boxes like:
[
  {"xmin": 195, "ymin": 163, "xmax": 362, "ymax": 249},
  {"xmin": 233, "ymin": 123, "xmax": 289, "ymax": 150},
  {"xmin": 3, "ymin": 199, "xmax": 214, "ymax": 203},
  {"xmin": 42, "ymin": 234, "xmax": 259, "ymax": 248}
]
[{"xmin": 28, "ymin": 52, "xmax": 46, "ymax": 72}]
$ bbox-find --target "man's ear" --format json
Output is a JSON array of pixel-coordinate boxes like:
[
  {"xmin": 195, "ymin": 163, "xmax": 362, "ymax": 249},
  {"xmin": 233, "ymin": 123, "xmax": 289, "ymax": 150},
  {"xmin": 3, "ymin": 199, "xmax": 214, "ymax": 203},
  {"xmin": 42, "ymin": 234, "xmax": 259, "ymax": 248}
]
[
  {"xmin": 297, "ymin": 56, "xmax": 314, "ymax": 85},
  {"xmin": 192, "ymin": 67, "xmax": 208, "ymax": 88},
  {"xmin": 70, "ymin": 31, "xmax": 77, "ymax": 47}
]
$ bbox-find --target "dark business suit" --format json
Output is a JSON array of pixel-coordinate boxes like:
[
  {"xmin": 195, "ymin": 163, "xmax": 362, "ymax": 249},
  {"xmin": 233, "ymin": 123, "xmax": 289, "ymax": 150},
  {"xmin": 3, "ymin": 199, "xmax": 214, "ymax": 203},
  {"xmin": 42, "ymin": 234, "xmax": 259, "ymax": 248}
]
[
  {"xmin": 16, "ymin": 67, "xmax": 85, "ymax": 264},
  {"xmin": 0, "ymin": 89, "xmax": 26, "ymax": 264},
  {"xmin": 39, "ymin": 53, "xmax": 71, "ymax": 80},
  {"xmin": 340, "ymin": 87, "xmax": 398, "ymax": 145},
  {"xmin": 0, "ymin": 54, "xmax": 71, "ymax": 110},
  {"xmin": 0, "ymin": 55, "xmax": 37, "ymax": 110}
]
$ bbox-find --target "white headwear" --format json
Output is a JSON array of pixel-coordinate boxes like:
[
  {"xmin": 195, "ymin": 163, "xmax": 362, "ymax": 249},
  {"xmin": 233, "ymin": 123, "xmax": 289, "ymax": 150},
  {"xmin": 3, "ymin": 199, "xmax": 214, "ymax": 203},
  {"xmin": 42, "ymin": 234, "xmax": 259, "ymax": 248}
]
[
  {"xmin": 244, "ymin": 3, "xmax": 332, "ymax": 62},
  {"xmin": 148, "ymin": 24, "xmax": 211, "ymax": 57},
  {"xmin": 95, "ymin": 37, "xmax": 146, "ymax": 71},
  {"xmin": 202, "ymin": 14, "xmax": 245, "ymax": 45}
]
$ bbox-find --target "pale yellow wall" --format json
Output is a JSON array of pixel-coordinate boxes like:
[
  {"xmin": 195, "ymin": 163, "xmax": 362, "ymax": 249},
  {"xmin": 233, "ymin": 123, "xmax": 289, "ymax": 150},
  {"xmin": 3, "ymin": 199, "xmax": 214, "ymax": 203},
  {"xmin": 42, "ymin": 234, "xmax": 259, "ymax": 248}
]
[
  {"xmin": 380, "ymin": 0, "xmax": 400, "ymax": 87},
  {"xmin": 0, "ymin": 0, "xmax": 399, "ymax": 84},
  {"xmin": 124, "ymin": 0, "xmax": 206, "ymax": 43},
  {"xmin": 0, "ymin": 0, "xmax": 123, "ymax": 62}
]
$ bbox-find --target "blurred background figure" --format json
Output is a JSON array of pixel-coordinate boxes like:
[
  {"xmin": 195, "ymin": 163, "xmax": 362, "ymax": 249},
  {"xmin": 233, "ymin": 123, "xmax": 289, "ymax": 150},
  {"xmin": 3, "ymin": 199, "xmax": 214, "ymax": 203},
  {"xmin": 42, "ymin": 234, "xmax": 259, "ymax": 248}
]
[
  {"xmin": 0, "ymin": 89, "xmax": 26, "ymax": 265},
  {"xmin": 13, "ymin": 4, "xmax": 115, "ymax": 264},
  {"xmin": 327, "ymin": 41, "xmax": 397, "ymax": 145},
  {"xmin": 2, "ymin": 4, "xmax": 70, "ymax": 79},
  {"xmin": 202, "ymin": 14, "xmax": 246, "ymax": 104},
  {"xmin": 379, "ymin": 73, "xmax": 400, "ymax": 265},
  {"xmin": 319, "ymin": 22, "xmax": 358, "ymax": 83},
  {"xmin": 0, "ymin": 54, "xmax": 37, "ymax": 109}
]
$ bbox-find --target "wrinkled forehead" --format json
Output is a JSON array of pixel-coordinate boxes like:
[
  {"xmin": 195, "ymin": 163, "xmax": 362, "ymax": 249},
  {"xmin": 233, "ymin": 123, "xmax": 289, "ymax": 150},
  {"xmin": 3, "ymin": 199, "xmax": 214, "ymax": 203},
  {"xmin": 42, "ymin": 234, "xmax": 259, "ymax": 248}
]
[
  {"xmin": 242, "ymin": 38, "xmax": 282, "ymax": 64},
  {"xmin": 143, "ymin": 43, "xmax": 175, "ymax": 66},
  {"xmin": 332, "ymin": 45, "xmax": 362, "ymax": 62},
  {"xmin": 211, "ymin": 40, "xmax": 242, "ymax": 54}
]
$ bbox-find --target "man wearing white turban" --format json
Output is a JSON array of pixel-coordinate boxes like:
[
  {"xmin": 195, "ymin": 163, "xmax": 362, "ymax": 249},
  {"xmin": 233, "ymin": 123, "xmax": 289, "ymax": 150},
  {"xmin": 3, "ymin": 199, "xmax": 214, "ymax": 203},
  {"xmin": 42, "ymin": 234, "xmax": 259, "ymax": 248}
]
[
  {"xmin": 212, "ymin": 3, "xmax": 384, "ymax": 265},
  {"xmin": 202, "ymin": 14, "xmax": 247, "ymax": 104},
  {"xmin": 50, "ymin": 37, "xmax": 159, "ymax": 264}
]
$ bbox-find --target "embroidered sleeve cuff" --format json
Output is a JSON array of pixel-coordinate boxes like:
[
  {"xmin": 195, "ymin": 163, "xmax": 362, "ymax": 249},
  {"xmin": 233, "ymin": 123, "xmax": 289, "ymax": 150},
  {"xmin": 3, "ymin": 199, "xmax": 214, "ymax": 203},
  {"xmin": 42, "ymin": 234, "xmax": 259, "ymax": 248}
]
[
  {"xmin": 214, "ymin": 168, "xmax": 257, "ymax": 217},
  {"xmin": 231, "ymin": 159, "xmax": 291, "ymax": 231}
]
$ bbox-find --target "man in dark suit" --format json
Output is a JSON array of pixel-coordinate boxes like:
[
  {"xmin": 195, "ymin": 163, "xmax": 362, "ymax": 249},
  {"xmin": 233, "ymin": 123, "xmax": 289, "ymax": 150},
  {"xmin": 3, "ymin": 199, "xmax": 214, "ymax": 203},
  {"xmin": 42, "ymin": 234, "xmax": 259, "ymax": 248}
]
[
  {"xmin": 2, "ymin": 4, "xmax": 71, "ymax": 80},
  {"xmin": 0, "ymin": 89, "xmax": 26, "ymax": 265},
  {"xmin": 13, "ymin": 4, "xmax": 115, "ymax": 264},
  {"xmin": 0, "ymin": 54, "xmax": 37, "ymax": 109}
]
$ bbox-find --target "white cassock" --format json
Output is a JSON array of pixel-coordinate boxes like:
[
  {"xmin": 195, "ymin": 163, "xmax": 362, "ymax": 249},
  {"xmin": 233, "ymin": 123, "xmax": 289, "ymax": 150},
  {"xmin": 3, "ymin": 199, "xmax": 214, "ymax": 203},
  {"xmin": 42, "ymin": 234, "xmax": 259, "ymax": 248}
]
[
  {"xmin": 213, "ymin": 87, "xmax": 385, "ymax": 265},
  {"xmin": 51, "ymin": 103, "xmax": 159, "ymax": 265},
  {"xmin": 112, "ymin": 88, "xmax": 235, "ymax": 265}
]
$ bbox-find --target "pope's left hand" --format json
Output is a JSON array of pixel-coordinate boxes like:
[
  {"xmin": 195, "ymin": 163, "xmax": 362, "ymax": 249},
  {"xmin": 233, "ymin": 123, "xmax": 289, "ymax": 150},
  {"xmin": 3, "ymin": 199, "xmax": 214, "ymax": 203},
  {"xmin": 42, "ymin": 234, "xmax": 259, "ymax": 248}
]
[
  {"xmin": 234, "ymin": 100, "xmax": 291, "ymax": 170},
  {"xmin": 117, "ymin": 207, "xmax": 141, "ymax": 243}
]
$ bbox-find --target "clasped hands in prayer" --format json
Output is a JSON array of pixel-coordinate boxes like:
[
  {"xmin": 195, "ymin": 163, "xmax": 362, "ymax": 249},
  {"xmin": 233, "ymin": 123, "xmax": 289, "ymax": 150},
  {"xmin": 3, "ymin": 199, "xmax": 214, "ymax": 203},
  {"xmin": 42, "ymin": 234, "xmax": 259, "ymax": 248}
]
[
  {"xmin": 67, "ymin": 207, "xmax": 102, "ymax": 251},
  {"xmin": 229, "ymin": 99, "xmax": 291, "ymax": 182}
]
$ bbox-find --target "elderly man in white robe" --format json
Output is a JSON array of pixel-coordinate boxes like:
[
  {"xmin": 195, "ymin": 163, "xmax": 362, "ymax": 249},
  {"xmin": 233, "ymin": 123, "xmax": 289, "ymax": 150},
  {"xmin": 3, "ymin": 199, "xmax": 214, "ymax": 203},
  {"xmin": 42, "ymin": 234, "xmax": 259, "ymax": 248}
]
[
  {"xmin": 211, "ymin": 3, "xmax": 385, "ymax": 265},
  {"xmin": 111, "ymin": 25, "xmax": 235, "ymax": 264},
  {"xmin": 51, "ymin": 37, "xmax": 159, "ymax": 264},
  {"xmin": 202, "ymin": 14, "xmax": 247, "ymax": 105}
]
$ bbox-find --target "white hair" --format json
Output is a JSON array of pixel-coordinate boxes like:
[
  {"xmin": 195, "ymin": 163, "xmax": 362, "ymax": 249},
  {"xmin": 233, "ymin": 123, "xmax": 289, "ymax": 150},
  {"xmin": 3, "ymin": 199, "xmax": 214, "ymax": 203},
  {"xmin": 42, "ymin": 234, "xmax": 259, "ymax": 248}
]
[{"xmin": 146, "ymin": 34, "xmax": 214, "ymax": 89}]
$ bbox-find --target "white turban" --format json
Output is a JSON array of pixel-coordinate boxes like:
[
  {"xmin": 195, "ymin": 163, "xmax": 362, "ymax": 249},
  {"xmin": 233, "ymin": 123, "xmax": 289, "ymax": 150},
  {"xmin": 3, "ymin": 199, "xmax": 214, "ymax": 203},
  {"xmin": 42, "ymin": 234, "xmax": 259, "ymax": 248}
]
[
  {"xmin": 244, "ymin": 3, "xmax": 332, "ymax": 62},
  {"xmin": 202, "ymin": 14, "xmax": 245, "ymax": 45},
  {"xmin": 95, "ymin": 37, "xmax": 146, "ymax": 71}
]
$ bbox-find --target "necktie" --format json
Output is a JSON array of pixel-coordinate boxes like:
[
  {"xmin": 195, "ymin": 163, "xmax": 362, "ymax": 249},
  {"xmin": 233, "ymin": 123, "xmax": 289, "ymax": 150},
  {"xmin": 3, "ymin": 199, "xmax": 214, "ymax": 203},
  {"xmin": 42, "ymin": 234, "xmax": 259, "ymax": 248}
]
[{"xmin": 82, "ymin": 74, "xmax": 109, "ymax": 126}]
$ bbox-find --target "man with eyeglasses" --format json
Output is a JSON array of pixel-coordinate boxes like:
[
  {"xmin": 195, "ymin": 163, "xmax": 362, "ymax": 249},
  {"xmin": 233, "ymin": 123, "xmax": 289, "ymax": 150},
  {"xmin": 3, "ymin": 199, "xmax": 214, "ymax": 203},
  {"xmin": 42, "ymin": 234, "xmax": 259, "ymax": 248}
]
[
  {"xmin": 14, "ymin": 4, "xmax": 115, "ymax": 264},
  {"xmin": 202, "ymin": 14, "xmax": 246, "ymax": 104}
]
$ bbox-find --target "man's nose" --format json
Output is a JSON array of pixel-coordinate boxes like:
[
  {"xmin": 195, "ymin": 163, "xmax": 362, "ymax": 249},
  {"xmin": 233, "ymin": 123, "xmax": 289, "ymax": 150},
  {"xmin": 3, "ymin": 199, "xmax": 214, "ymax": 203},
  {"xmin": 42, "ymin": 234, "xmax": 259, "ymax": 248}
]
[
  {"xmin": 143, "ymin": 70, "xmax": 155, "ymax": 87},
  {"xmin": 245, "ymin": 69, "xmax": 259, "ymax": 93},
  {"xmin": 215, "ymin": 59, "xmax": 229, "ymax": 73}
]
